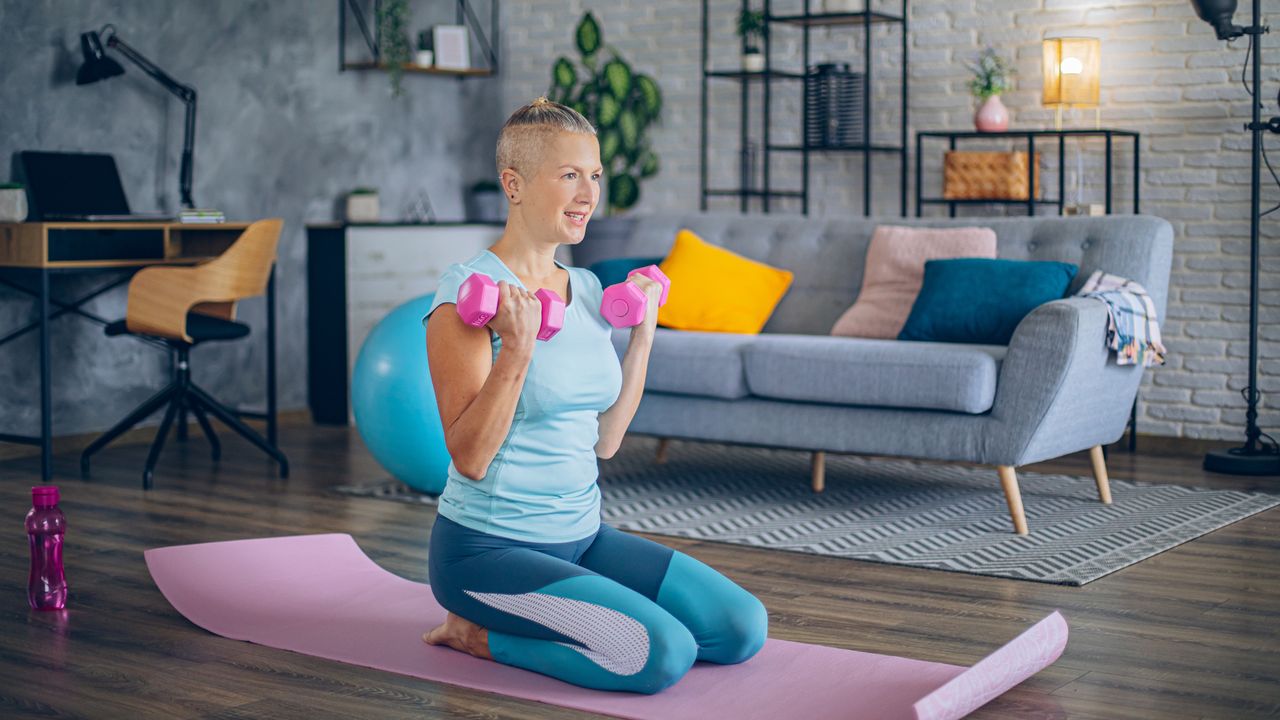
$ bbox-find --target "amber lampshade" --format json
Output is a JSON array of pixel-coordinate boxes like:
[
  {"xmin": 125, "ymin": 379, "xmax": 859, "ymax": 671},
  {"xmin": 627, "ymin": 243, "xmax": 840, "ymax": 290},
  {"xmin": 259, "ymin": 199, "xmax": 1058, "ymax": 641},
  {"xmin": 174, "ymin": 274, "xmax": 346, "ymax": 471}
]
[{"xmin": 1043, "ymin": 37, "xmax": 1101, "ymax": 127}]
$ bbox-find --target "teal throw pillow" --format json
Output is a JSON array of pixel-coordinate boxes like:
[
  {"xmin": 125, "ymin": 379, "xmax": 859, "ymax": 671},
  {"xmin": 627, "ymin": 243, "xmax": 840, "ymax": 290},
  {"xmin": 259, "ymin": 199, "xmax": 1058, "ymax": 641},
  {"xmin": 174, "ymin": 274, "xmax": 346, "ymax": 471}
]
[
  {"xmin": 588, "ymin": 256, "xmax": 665, "ymax": 288},
  {"xmin": 898, "ymin": 258, "xmax": 1079, "ymax": 345}
]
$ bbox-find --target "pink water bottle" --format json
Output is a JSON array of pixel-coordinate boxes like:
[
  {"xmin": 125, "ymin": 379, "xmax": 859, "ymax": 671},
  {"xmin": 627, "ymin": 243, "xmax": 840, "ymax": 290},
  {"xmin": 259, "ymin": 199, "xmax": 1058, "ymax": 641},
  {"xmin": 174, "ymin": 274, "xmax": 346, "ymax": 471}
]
[{"xmin": 26, "ymin": 486, "xmax": 67, "ymax": 611}]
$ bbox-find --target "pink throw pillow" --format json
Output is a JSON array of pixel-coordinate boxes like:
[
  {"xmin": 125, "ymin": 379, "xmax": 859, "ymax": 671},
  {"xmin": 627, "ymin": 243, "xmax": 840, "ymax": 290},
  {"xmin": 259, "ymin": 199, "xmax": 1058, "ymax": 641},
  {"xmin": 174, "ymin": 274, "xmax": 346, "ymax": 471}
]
[{"xmin": 830, "ymin": 225, "xmax": 998, "ymax": 339}]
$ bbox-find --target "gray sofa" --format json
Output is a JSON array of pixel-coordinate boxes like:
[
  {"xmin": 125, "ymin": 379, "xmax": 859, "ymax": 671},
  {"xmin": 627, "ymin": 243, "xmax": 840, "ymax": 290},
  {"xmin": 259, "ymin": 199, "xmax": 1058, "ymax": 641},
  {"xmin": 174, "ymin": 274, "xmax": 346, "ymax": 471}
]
[{"xmin": 574, "ymin": 213, "xmax": 1174, "ymax": 535}]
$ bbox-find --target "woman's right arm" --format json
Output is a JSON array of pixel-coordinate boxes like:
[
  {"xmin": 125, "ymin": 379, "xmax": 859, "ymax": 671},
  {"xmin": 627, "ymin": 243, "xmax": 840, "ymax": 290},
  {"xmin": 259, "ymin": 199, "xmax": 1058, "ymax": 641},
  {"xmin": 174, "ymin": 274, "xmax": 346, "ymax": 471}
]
[{"xmin": 426, "ymin": 281, "xmax": 540, "ymax": 481}]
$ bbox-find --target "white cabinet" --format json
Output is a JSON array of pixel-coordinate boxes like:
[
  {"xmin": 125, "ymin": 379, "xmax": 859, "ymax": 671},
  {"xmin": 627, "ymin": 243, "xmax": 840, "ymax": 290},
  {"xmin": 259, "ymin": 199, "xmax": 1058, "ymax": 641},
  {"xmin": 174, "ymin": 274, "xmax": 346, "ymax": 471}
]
[{"xmin": 306, "ymin": 223, "xmax": 502, "ymax": 424}]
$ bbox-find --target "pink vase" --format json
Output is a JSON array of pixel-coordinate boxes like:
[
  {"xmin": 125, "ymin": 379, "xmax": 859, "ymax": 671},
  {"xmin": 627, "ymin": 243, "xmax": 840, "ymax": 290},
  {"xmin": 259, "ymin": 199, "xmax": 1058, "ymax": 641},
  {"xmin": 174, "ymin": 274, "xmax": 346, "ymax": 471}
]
[{"xmin": 974, "ymin": 95, "xmax": 1009, "ymax": 132}]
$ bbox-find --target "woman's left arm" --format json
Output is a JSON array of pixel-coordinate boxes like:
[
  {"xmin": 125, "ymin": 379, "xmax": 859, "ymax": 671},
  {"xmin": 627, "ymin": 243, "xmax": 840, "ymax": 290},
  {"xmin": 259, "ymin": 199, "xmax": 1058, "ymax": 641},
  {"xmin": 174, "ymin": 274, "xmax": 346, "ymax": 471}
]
[{"xmin": 595, "ymin": 275, "xmax": 663, "ymax": 459}]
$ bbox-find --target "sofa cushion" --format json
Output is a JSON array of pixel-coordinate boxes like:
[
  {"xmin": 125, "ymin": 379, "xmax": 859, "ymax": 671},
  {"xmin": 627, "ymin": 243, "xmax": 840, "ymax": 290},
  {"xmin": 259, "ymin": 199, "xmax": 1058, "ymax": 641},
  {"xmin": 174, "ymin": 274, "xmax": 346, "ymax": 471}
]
[
  {"xmin": 899, "ymin": 258, "xmax": 1079, "ymax": 345},
  {"xmin": 830, "ymin": 225, "xmax": 997, "ymax": 339},
  {"xmin": 656, "ymin": 229, "xmax": 794, "ymax": 334},
  {"xmin": 742, "ymin": 334, "xmax": 1006, "ymax": 414},
  {"xmin": 588, "ymin": 255, "xmax": 665, "ymax": 289},
  {"xmin": 611, "ymin": 327, "xmax": 753, "ymax": 400}
]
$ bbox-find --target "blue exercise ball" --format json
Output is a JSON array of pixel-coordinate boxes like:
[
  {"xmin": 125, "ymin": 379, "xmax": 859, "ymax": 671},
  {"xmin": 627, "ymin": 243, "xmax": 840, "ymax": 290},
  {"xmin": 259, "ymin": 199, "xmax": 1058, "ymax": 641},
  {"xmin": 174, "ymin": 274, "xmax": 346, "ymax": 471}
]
[{"xmin": 352, "ymin": 293, "xmax": 450, "ymax": 494}]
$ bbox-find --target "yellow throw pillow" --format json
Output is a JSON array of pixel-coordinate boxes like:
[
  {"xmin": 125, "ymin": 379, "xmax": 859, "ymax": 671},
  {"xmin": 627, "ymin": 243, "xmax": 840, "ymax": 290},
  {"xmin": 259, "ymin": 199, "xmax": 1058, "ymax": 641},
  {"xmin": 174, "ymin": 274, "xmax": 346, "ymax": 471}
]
[{"xmin": 656, "ymin": 229, "xmax": 794, "ymax": 334}]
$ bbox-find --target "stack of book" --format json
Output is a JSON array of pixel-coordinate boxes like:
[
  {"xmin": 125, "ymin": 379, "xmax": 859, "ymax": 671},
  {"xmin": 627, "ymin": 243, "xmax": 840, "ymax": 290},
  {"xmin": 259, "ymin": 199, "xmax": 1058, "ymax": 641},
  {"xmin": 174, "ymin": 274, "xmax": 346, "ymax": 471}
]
[{"xmin": 178, "ymin": 209, "xmax": 225, "ymax": 224}]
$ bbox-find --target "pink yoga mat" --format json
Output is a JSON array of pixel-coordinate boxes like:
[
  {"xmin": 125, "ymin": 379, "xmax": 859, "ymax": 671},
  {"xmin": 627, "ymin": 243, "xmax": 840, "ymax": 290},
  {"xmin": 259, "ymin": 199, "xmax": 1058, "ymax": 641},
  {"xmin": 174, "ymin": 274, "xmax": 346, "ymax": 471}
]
[{"xmin": 145, "ymin": 534, "xmax": 1067, "ymax": 720}]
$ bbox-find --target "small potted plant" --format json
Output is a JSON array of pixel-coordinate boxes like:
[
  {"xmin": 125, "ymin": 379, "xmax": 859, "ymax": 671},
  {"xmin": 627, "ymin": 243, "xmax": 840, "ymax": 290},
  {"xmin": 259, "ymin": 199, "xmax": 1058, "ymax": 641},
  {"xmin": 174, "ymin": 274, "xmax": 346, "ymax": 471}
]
[
  {"xmin": 967, "ymin": 47, "xmax": 1015, "ymax": 132},
  {"xmin": 467, "ymin": 180, "xmax": 505, "ymax": 223},
  {"xmin": 346, "ymin": 187, "xmax": 380, "ymax": 223},
  {"xmin": 736, "ymin": 10, "xmax": 766, "ymax": 73},
  {"xmin": 0, "ymin": 183, "xmax": 27, "ymax": 223},
  {"xmin": 415, "ymin": 30, "xmax": 434, "ymax": 68}
]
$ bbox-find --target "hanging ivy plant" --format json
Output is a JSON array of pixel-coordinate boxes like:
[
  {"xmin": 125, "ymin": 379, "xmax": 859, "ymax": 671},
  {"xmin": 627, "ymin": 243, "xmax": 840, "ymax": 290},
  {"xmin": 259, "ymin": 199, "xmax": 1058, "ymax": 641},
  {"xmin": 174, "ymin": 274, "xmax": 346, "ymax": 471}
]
[
  {"xmin": 547, "ymin": 11, "xmax": 663, "ymax": 213},
  {"xmin": 378, "ymin": 0, "xmax": 412, "ymax": 96}
]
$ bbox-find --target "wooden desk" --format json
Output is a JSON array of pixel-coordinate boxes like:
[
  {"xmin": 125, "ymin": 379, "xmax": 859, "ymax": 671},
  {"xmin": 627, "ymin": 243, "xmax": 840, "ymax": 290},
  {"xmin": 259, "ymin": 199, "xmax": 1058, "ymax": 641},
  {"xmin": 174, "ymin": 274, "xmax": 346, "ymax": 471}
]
[
  {"xmin": 0, "ymin": 221, "xmax": 249, "ymax": 267},
  {"xmin": 0, "ymin": 222, "xmax": 279, "ymax": 481}
]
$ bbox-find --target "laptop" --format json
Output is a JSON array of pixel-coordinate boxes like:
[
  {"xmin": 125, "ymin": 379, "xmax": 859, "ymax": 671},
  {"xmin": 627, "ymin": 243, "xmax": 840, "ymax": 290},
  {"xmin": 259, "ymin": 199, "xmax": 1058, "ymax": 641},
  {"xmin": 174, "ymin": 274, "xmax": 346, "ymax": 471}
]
[{"xmin": 18, "ymin": 151, "xmax": 172, "ymax": 222}]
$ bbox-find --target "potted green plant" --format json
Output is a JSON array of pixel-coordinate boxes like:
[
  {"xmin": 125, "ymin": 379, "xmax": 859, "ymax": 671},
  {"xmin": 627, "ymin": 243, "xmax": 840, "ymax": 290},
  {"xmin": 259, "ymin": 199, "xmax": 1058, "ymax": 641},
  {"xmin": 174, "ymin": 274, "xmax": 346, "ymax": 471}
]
[
  {"xmin": 967, "ymin": 47, "xmax": 1015, "ymax": 132},
  {"xmin": 0, "ymin": 183, "xmax": 26, "ymax": 222},
  {"xmin": 467, "ymin": 180, "xmax": 504, "ymax": 223},
  {"xmin": 736, "ymin": 10, "xmax": 766, "ymax": 73},
  {"xmin": 415, "ymin": 30, "xmax": 434, "ymax": 68},
  {"xmin": 377, "ymin": 0, "xmax": 412, "ymax": 96},
  {"xmin": 346, "ymin": 187, "xmax": 380, "ymax": 223},
  {"xmin": 546, "ymin": 12, "xmax": 664, "ymax": 214}
]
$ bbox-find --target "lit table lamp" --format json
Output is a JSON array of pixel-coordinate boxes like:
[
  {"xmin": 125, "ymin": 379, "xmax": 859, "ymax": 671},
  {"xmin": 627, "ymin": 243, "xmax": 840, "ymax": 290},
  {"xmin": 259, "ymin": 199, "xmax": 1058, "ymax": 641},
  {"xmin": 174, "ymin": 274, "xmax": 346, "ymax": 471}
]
[
  {"xmin": 1042, "ymin": 37, "xmax": 1100, "ymax": 130},
  {"xmin": 76, "ymin": 25, "xmax": 198, "ymax": 208}
]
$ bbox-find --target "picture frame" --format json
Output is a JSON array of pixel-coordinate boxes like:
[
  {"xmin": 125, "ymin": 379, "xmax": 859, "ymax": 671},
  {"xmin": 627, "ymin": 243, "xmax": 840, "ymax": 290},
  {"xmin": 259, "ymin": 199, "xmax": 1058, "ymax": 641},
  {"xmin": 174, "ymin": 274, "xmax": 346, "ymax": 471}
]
[{"xmin": 432, "ymin": 25, "xmax": 469, "ymax": 70}]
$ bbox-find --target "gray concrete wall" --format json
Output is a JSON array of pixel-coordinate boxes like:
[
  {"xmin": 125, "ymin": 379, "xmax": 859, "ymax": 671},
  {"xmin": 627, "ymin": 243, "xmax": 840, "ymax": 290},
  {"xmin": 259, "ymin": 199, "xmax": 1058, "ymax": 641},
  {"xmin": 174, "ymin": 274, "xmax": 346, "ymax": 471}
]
[{"xmin": 0, "ymin": 1, "xmax": 503, "ymax": 437}]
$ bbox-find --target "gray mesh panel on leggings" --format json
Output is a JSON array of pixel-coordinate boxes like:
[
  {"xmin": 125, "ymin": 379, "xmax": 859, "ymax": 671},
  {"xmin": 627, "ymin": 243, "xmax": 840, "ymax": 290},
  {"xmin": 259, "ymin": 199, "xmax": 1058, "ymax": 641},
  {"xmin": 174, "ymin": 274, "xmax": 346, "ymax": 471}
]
[{"xmin": 464, "ymin": 589, "xmax": 651, "ymax": 676}]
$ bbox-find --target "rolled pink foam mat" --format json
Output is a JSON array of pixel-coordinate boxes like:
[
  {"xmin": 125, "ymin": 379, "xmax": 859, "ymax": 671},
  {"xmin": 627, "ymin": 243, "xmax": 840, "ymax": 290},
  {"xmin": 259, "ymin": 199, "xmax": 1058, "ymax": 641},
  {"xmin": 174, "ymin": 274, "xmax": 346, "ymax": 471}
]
[{"xmin": 145, "ymin": 534, "xmax": 1067, "ymax": 720}]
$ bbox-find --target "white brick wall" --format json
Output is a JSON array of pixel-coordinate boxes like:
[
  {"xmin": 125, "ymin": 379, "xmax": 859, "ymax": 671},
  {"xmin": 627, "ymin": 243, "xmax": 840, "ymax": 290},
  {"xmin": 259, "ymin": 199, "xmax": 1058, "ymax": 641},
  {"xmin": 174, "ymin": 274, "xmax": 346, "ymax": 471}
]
[{"xmin": 497, "ymin": 0, "xmax": 1280, "ymax": 441}]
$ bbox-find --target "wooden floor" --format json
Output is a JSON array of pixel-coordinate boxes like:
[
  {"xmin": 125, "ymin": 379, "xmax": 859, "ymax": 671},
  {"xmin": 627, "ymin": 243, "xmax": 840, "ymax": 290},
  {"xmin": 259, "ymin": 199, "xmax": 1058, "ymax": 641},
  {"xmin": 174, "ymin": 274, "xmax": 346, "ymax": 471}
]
[{"xmin": 1, "ymin": 421, "xmax": 1277, "ymax": 719}]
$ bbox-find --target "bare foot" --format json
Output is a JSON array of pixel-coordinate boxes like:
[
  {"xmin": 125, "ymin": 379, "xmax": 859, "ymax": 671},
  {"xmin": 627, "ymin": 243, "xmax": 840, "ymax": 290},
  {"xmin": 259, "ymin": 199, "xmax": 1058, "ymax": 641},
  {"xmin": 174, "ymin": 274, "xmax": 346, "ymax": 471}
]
[{"xmin": 423, "ymin": 612, "xmax": 492, "ymax": 660}]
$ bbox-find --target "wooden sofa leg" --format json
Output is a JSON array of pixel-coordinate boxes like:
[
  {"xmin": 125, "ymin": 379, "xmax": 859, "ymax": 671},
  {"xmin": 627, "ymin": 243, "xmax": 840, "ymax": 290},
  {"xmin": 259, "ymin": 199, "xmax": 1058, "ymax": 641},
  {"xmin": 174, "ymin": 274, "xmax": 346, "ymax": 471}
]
[
  {"xmin": 655, "ymin": 438, "xmax": 671, "ymax": 464},
  {"xmin": 996, "ymin": 466, "xmax": 1029, "ymax": 536},
  {"xmin": 811, "ymin": 451, "xmax": 826, "ymax": 493},
  {"xmin": 1089, "ymin": 445, "xmax": 1113, "ymax": 504}
]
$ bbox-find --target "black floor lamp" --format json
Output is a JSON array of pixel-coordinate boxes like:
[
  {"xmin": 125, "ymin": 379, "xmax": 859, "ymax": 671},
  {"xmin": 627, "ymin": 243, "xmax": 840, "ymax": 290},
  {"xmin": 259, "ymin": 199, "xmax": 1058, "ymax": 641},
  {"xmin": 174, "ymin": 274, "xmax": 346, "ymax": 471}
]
[
  {"xmin": 1190, "ymin": 0, "xmax": 1280, "ymax": 475},
  {"xmin": 75, "ymin": 25, "xmax": 198, "ymax": 209}
]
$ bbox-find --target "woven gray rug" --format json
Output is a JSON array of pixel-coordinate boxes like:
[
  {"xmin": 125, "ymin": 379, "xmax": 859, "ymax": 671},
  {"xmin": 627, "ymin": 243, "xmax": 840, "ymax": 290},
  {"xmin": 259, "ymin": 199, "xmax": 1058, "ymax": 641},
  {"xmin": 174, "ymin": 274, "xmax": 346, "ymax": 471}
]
[{"xmin": 333, "ymin": 440, "xmax": 1280, "ymax": 585}]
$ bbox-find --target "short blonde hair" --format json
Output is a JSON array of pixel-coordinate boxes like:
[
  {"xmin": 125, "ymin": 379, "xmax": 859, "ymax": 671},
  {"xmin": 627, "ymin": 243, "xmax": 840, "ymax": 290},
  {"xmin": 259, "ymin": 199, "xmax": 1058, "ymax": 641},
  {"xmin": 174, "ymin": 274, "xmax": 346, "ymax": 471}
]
[{"xmin": 496, "ymin": 96, "xmax": 596, "ymax": 177}]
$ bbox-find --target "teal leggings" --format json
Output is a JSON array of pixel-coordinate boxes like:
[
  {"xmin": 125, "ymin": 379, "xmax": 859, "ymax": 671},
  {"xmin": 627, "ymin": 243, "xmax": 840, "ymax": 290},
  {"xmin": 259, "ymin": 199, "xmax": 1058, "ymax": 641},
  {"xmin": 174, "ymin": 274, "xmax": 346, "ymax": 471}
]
[{"xmin": 428, "ymin": 514, "xmax": 768, "ymax": 694}]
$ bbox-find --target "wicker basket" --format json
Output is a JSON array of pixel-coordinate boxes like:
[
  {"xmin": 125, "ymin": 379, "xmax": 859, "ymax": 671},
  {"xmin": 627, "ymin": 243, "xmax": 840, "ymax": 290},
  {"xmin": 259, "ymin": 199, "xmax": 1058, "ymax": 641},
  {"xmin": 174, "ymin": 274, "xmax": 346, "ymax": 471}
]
[{"xmin": 943, "ymin": 151, "xmax": 1041, "ymax": 201}]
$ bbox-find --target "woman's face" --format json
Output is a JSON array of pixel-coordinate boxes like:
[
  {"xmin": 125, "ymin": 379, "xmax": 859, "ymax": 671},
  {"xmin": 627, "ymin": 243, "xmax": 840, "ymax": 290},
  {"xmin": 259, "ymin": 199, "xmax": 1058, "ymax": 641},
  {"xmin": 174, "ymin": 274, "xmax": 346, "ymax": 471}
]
[{"xmin": 526, "ymin": 132, "xmax": 602, "ymax": 245}]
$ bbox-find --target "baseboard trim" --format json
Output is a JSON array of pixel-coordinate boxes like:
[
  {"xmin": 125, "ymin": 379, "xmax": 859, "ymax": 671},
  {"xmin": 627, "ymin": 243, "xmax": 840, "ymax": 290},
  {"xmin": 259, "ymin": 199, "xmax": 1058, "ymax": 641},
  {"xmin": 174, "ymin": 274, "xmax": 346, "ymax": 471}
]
[
  {"xmin": 0, "ymin": 409, "xmax": 312, "ymax": 461},
  {"xmin": 626, "ymin": 432, "xmax": 1243, "ymax": 463},
  {"xmin": 7, "ymin": 422, "xmax": 1242, "ymax": 464},
  {"xmin": 1108, "ymin": 433, "xmax": 1248, "ymax": 459}
]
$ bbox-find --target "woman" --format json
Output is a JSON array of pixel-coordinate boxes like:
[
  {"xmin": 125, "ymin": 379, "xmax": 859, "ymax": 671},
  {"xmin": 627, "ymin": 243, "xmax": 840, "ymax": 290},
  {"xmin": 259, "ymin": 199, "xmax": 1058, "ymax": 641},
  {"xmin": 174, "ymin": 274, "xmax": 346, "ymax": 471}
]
[{"xmin": 421, "ymin": 97, "xmax": 768, "ymax": 695}]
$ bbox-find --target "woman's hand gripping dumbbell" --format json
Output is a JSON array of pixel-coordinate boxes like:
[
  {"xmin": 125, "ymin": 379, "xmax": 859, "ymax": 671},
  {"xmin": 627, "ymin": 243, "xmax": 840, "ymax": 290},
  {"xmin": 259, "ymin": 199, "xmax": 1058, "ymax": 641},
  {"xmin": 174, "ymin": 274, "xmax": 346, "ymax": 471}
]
[
  {"xmin": 599, "ymin": 265, "xmax": 671, "ymax": 328},
  {"xmin": 456, "ymin": 273, "xmax": 565, "ymax": 342}
]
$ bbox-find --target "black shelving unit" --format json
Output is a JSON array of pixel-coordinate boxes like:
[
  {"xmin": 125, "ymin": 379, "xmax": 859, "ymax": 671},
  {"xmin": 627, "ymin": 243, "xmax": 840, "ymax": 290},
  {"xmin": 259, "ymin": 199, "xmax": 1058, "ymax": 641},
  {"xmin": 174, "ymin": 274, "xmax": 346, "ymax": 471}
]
[
  {"xmin": 699, "ymin": 1, "xmax": 909, "ymax": 215},
  {"xmin": 339, "ymin": 0, "xmax": 499, "ymax": 77}
]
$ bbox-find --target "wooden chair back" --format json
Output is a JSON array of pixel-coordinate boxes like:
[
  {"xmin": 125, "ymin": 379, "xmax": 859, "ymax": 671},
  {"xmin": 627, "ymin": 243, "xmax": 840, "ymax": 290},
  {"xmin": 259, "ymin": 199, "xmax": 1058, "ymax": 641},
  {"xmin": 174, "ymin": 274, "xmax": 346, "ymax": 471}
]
[{"xmin": 125, "ymin": 218, "xmax": 283, "ymax": 342}]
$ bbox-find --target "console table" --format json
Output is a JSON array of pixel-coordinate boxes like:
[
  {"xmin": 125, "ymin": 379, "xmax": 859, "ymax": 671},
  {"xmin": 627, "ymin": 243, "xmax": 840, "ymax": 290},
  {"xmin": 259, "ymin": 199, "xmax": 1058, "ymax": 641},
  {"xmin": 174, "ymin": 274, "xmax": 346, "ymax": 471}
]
[
  {"xmin": 306, "ymin": 222, "xmax": 519, "ymax": 425},
  {"xmin": 915, "ymin": 129, "xmax": 1140, "ymax": 217}
]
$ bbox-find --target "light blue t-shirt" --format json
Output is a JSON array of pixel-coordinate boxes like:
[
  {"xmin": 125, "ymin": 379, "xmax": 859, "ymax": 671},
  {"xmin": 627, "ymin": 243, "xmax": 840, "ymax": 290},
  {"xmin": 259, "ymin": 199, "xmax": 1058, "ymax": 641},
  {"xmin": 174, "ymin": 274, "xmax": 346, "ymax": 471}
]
[{"xmin": 424, "ymin": 250, "xmax": 623, "ymax": 543}]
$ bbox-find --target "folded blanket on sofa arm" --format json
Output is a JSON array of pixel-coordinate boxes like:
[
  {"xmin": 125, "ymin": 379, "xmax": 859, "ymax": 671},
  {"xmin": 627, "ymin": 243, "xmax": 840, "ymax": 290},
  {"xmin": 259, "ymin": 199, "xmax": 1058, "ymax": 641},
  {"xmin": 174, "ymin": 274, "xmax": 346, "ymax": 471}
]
[{"xmin": 1075, "ymin": 270, "xmax": 1167, "ymax": 368}]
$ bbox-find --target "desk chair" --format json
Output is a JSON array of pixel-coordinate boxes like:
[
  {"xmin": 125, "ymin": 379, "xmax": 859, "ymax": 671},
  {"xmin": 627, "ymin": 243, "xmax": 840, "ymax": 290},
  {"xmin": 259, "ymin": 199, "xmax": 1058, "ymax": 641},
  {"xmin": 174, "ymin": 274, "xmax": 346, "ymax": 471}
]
[{"xmin": 81, "ymin": 219, "xmax": 290, "ymax": 488}]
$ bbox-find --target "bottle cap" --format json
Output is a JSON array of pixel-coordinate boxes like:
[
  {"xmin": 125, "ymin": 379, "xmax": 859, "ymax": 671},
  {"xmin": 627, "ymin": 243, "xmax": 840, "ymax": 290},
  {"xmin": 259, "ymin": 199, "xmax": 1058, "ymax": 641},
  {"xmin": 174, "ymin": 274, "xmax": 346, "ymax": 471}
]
[{"xmin": 32, "ymin": 486, "xmax": 59, "ymax": 508}]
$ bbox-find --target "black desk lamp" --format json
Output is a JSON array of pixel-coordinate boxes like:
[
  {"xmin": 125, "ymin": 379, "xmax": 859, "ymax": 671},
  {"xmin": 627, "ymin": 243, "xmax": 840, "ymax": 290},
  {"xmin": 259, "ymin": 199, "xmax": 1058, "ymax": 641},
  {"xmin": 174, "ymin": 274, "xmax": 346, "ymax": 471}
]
[
  {"xmin": 76, "ymin": 25, "xmax": 197, "ymax": 209},
  {"xmin": 1189, "ymin": 0, "xmax": 1280, "ymax": 475}
]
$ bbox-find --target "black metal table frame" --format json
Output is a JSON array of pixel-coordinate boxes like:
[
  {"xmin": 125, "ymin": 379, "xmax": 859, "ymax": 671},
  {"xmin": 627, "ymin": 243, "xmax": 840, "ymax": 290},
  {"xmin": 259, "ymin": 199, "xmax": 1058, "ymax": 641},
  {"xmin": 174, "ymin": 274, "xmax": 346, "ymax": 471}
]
[
  {"xmin": 914, "ymin": 129, "xmax": 1142, "ymax": 451},
  {"xmin": 0, "ymin": 265, "xmax": 278, "ymax": 482},
  {"xmin": 915, "ymin": 129, "xmax": 1140, "ymax": 217}
]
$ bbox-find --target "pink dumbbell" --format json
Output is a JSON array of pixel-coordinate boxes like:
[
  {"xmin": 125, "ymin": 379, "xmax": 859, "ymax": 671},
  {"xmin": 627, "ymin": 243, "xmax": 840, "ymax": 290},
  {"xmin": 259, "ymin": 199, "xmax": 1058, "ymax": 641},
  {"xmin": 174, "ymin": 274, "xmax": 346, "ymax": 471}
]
[
  {"xmin": 599, "ymin": 265, "xmax": 671, "ymax": 328},
  {"xmin": 456, "ymin": 273, "xmax": 565, "ymax": 341}
]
